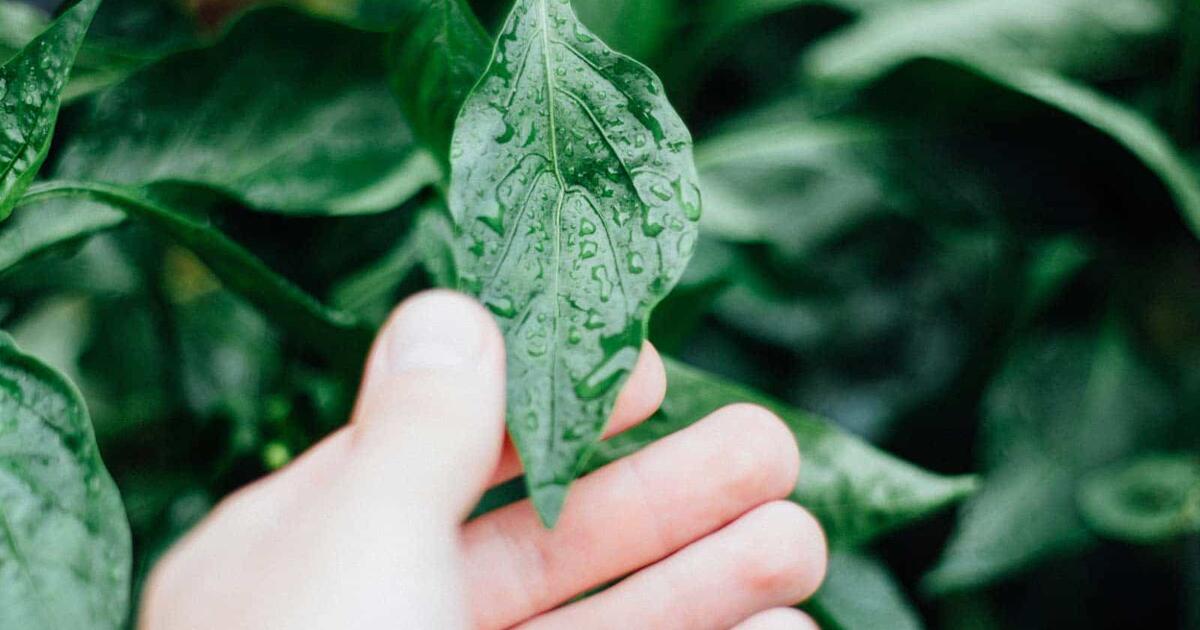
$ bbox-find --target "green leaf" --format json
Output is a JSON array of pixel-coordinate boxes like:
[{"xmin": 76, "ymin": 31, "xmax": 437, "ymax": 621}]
[
  {"xmin": 807, "ymin": 552, "xmax": 924, "ymax": 630},
  {"xmin": 803, "ymin": 0, "xmax": 1169, "ymax": 84},
  {"xmin": 925, "ymin": 326, "xmax": 1176, "ymax": 593},
  {"xmin": 448, "ymin": 0, "xmax": 702, "ymax": 526},
  {"xmin": 0, "ymin": 333, "xmax": 132, "ymax": 630},
  {"xmin": 1078, "ymin": 454, "xmax": 1200, "ymax": 544},
  {"xmin": 388, "ymin": 0, "xmax": 491, "ymax": 165},
  {"xmin": 55, "ymin": 8, "xmax": 437, "ymax": 216},
  {"xmin": 0, "ymin": 0, "xmax": 99, "ymax": 220},
  {"xmin": 590, "ymin": 358, "xmax": 979, "ymax": 546},
  {"xmin": 16, "ymin": 181, "xmax": 371, "ymax": 367}
]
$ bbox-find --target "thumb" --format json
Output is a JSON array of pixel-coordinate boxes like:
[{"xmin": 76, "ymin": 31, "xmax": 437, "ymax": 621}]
[{"xmin": 349, "ymin": 290, "xmax": 507, "ymax": 520}]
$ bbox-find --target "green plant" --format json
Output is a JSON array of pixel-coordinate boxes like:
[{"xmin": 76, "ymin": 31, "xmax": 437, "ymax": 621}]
[{"xmin": 2, "ymin": 0, "xmax": 1197, "ymax": 627}]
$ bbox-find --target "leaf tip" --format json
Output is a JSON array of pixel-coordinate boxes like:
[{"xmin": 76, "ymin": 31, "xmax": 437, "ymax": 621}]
[{"xmin": 531, "ymin": 484, "xmax": 568, "ymax": 529}]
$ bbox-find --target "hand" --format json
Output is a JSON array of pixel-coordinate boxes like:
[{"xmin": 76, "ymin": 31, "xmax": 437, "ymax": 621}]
[{"xmin": 140, "ymin": 290, "xmax": 828, "ymax": 630}]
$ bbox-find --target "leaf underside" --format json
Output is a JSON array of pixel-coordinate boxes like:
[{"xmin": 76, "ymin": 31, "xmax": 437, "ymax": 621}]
[{"xmin": 449, "ymin": 0, "xmax": 700, "ymax": 526}]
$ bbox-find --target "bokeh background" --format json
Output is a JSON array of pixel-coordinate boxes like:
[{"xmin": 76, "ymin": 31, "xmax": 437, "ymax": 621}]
[{"xmin": 3, "ymin": 0, "xmax": 1199, "ymax": 628}]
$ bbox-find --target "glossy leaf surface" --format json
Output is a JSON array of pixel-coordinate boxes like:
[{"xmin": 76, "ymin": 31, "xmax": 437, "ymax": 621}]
[
  {"xmin": 0, "ymin": 0, "xmax": 99, "ymax": 219},
  {"xmin": 0, "ymin": 333, "xmax": 132, "ymax": 629},
  {"xmin": 55, "ymin": 8, "xmax": 436, "ymax": 215},
  {"xmin": 449, "ymin": 0, "xmax": 700, "ymax": 525}
]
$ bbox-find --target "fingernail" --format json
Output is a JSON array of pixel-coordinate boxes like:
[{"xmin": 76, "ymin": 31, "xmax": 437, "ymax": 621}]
[{"xmin": 375, "ymin": 292, "xmax": 486, "ymax": 374}]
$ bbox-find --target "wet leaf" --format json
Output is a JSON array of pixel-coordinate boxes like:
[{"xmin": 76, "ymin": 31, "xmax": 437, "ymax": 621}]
[
  {"xmin": 449, "ymin": 0, "xmax": 701, "ymax": 526},
  {"xmin": 0, "ymin": 0, "xmax": 99, "ymax": 220},
  {"xmin": 0, "ymin": 333, "xmax": 132, "ymax": 630}
]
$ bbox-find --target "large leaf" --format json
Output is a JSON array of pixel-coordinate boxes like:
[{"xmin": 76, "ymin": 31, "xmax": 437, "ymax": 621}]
[
  {"xmin": 803, "ymin": 0, "xmax": 1169, "ymax": 84},
  {"xmin": 16, "ymin": 181, "xmax": 371, "ymax": 367},
  {"xmin": 0, "ymin": 0, "xmax": 99, "ymax": 220},
  {"xmin": 388, "ymin": 0, "xmax": 491, "ymax": 166},
  {"xmin": 54, "ymin": 8, "xmax": 437, "ymax": 216},
  {"xmin": 448, "ymin": 0, "xmax": 701, "ymax": 526},
  {"xmin": 807, "ymin": 552, "xmax": 924, "ymax": 630},
  {"xmin": 591, "ymin": 358, "xmax": 979, "ymax": 546},
  {"xmin": 0, "ymin": 333, "xmax": 132, "ymax": 630},
  {"xmin": 925, "ymin": 326, "xmax": 1176, "ymax": 593}
]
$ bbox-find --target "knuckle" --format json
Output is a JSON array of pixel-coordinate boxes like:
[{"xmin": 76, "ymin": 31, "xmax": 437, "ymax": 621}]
[
  {"xmin": 737, "ymin": 502, "xmax": 828, "ymax": 602},
  {"xmin": 713, "ymin": 404, "xmax": 801, "ymax": 501}
]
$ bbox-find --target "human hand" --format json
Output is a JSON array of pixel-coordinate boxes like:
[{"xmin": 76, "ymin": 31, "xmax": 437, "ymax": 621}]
[{"xmin": 140, "ymin": 290, "xmax": 828, "ymax": 630}]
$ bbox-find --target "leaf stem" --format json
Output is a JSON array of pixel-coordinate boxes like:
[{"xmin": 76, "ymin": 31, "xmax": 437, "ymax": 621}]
[{"xmin": 17, "ymin": 180, "xmax": 373, "ymax": 370}]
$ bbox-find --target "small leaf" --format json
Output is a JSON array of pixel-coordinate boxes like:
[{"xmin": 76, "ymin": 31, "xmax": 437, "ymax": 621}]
[
  {"xmin": 590, "ymin": 358, "xmax": 979, "ymax": 546},
  {"xmin": 388, "ymin": 0, "xmax": 492, "ymax": 165},
  {"xmin": 807, "ymin": 552, "xmax": 924, "ymax": 630},
  {"xmin": 1078, "ymin": 454, "xmax": 1200, "ymax": 544},
  {"xmin": 0, "ymin": 333, "xmax": 132, "ymax": 630},
  {"xmin": 0, "ymin": 0, "xmax": 99, "ymax": 220},
  {"xmin": 55, "ymin": 8, "xmax": 437, "ymax": 216},
  {"xmin": 449, "ymin": 0, "xmax": 701, "ymax": 526}
]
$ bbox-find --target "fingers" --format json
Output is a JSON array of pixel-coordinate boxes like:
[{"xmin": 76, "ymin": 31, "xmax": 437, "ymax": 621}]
[
  {"xmin": 347, "ymin": 289, "xmax": 507, "ymax": 520},
  {"xmin": 487, "ymin": 341, "xmax": 666, "ymax": 486},
  {"xmin": 463, "ymin": 404, "xmax": 802, "ymax": 629},
  {"xmin": 734, "ymin": 608, "xmax": 821, "ymax": 630},
  {"xmin": 519, "ymin": 502, "xmax": 827, "ymax": 630}
]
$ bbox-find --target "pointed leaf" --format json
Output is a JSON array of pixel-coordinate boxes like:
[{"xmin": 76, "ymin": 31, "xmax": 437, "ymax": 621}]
[
  {"xmin": 0, "ymin": 0, "xmax": 99, "ymax": 220},
  {"xmin": 0, "ymin": 333, "xmax": 132, "ymax": 630},
  {"xmin": 449, "ymin": 0, "xmax": 702, "ymax": 526},
  {"xmin": 591, "ymin": 358, "xmax": 979, "ymax": 546}
]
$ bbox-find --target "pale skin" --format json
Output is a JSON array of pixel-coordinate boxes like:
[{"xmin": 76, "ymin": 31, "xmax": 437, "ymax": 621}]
[{"xmin": 140, "ymin": 290, "xmax": 829, "ymax": 630}]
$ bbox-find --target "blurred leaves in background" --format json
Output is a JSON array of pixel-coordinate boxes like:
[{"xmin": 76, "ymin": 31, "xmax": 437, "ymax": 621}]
[{"xmin": 1, "ymin": 0, "xmax": 1199, "ymax": 627}]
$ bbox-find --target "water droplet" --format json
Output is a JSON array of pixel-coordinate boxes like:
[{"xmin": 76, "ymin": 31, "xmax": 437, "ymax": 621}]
[
  {"xmin": 579, "ymin": 219, "xmax": 596, "ymax": 235},
  {"xmin": 486, "ymin": 296, "xmax": 518, "ymax": 318},
  {"xmin": 650, "ymin": 183, "xmax": 672, "ymax": 202},
  {"xmin": 567, "ymin": 326, "xmax": 582, "ymax": 344},
  {"xmin": 584, "ymin": 309, "xmax": 605, "ymax": 330},
  {"xmin": 628, "ymin": 252, "xmax": 645, "ymax": 274},
  {"xmin": 592, "ymin": 265, "xmax": 613, "ymax": 302},
  {"xmin": 675, "ymin": 178, "xmax": 702, "ymax": 221},
  {"xmin": 580, "ymin": 240, "xmax": 598, "ymax": 259}
]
